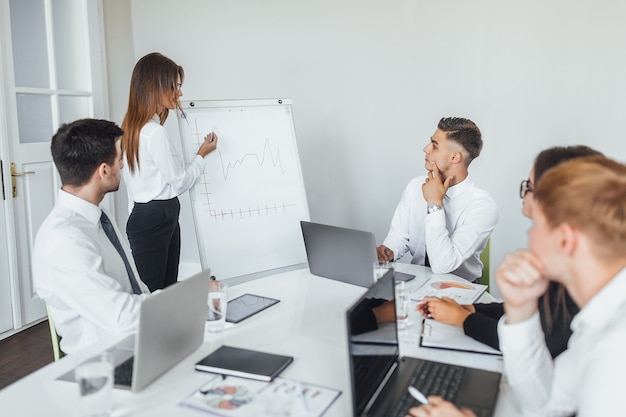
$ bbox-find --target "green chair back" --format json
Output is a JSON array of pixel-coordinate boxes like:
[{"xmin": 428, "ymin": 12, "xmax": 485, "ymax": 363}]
[
  {"xmin": 46, "ymin": 306, "xmax": 65, "ymax": 361},
  {"xmin": 479, "ymin": 239, "xmax": 491, "ymax": 291}
]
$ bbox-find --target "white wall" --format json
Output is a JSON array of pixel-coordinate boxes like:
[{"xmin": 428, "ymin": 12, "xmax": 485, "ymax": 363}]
[{"xmin": 104, "ymin": 0, "xmax": 626, "ymax": 296}]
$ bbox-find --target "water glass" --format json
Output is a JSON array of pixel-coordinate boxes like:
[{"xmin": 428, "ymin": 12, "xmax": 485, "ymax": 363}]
[
  {"xmin": 373, "ymin": 261, "xmax": 392, "ymax": 281},
  {"xmin": 75, "ymin": 353, "xmax": 114, "ymax": 417},
  {"xmin": 207, "ymin": 281, "xmax": 228, "ymax": 333},
  {"xmin": 395, "ymin": 280, "xmax": 409, "ymax": 330}
]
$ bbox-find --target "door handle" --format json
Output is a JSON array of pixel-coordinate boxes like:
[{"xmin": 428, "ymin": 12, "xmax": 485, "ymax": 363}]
[
  {"xmin": 10, "ymin": 162, "xmax": 35, "ymax": 198},
  {"xmin": 1, "ymin": 160, "xmax": 5, "ymax": 200}
]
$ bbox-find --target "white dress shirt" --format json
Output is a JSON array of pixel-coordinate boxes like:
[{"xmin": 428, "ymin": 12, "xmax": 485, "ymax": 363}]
[
  {"xmin": 382, "ymin": 175, "xmax": 498, "ymax": 281},
  {"xmin": 122, "ymin": 115, "xmax": 206, "ymax": 210},
  {"xmin": 33, "ymin": 190, "xmax": 151, "ymax": 354},
  {"xmin": 499, "ymin": 268, "xmax": 626, "ymax": 416}
]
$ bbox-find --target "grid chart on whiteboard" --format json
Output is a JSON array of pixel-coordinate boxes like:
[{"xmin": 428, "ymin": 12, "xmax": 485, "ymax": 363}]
[
  {"xmin": 177, "ymin": 100, "xmax": 309, "ymax": 279},
  {"xmin": 185, "ymin": 107, "xmax": 304, "ymax": 222}
]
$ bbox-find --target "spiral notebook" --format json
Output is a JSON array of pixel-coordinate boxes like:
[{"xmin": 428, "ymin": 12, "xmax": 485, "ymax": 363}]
[{"xmin": 420, "ymin": 318, "xmax": 502, "ymax": 355}]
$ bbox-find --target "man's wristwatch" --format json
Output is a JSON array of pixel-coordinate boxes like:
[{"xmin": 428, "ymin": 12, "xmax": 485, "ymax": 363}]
[{"xmin": 427, "ymin": 203, "xmax": 443, "ymax": 214}]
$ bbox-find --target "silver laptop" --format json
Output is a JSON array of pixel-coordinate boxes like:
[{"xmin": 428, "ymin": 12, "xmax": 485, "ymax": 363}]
[
  {"xmin": 300, "ymin": 221, "xmax": 378, "ymax": 287},
  {"xmin": 60, "ymin": 270, "xmax": 209, "ymax": 392},
  {"xmin": 346, "ymin": 270, "xmax": 501, "ymax": 417}
]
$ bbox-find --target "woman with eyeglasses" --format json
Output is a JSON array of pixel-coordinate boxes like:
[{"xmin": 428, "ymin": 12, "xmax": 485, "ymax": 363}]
[
  {"xmin": 120, "ymin": 52, "xmax": 218, "ymax": 291},
  {"xmin": 417, "ymin": 145, "xmax": 600, "ymax": 358}
]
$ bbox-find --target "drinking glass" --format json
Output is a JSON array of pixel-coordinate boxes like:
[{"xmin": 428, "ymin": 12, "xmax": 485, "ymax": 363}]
[
  {"xmin": 75, "ymin": 353, "xmax": 114, "ymax": 417},
  {"xmin": 395, "ymin": 280, "xmax": 409, "ymax": 330},
  {"xmin": 373, "ymin": 261, "xmax": 392, "ymax": 281},
  {"xmin": 207, "ymin": 281, "xmax": 228, "ymax": 333}
]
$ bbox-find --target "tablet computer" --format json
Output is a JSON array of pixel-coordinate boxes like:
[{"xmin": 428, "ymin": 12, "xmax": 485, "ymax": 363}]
[
  {"xmin": 394, "ymin": 271, "xmax": 416, "ymax": 282},
  {"xmin": 226, "ymin": 293, "xmax": 280, "ymax": 323}
]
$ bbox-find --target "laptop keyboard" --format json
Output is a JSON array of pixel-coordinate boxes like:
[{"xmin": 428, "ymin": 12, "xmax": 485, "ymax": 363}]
[
  {"xmin": 114, "ymin": 356, "xmax": 134, "ymax": 386},
  {"xmin": 410, "ymin": 360, "xmax": 466, "ymax": 400},
  {"xmin": 390, "ymin": 360, "xmax": 487, "ymax": 417}
]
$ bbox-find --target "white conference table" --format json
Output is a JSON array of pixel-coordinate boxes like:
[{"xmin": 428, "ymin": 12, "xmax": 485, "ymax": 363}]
[{"xmin": 0, "ymin": 264, "xmax": 521, "ymax": 416}]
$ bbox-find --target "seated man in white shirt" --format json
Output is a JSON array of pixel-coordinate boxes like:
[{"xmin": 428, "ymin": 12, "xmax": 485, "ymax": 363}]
[
  {"xmin": 377, "ymin": 117, "xmax": 498, "ymax": 281},
  {"xmin": 34, "ymin": 119, "xmax": 152, "ymax": 355},
  {"xmin": 409, "ymin": 155, "xmax": 626, "ymax": 417}
]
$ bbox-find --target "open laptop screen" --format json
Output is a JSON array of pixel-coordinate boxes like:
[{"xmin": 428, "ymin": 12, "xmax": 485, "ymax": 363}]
[
  {"xmin": 346, "ymin": 269, "xmax": 399, "ymax": 415},
  {"xmin": 300, "ymin": 221, "xmax": 378, "ymax": 287}
]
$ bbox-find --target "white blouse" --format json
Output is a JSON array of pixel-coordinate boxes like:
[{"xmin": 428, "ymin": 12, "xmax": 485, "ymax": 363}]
[{"xmin": 122, "ymin": 115, "xmax": 205, "ymax": 210}]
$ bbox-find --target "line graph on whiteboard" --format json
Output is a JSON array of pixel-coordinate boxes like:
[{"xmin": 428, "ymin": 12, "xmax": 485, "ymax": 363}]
[
  {"xmin": 186, "ymin": 111, "xmax": 304, "ymax": 221},
  {"xmin": 216, "ymin": 136, "xmax": 286, "ymax": 180},
  {"xmin": 177, "ymin": 100, "xmax": 309, "ymax": 279}
]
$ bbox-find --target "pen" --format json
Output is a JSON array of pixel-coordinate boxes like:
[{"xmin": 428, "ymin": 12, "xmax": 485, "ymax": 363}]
[
  {"xmin": 257, "ymin": 380, "xmax": 273, "ymax": 394},
  {"xmin": 199, "ymin": 374, "xmax": 221, "ymax": 394},
  {"xmin": 408, "ymin": 386, "xmax": 429, "ymax": 404},
  {"xmin": 298, "ymin": 384, "xmax": 310, "ymax": 413}
]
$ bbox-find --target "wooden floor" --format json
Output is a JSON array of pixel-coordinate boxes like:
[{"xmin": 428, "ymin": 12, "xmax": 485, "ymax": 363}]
[{"xmin": 0, "ymin": 321, "xmax": 54, "ymax": 390}]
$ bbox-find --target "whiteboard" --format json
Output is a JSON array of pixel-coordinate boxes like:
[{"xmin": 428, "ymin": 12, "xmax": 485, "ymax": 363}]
[{"xmin": 177, "ymin": 99, "xmax": 310, "ymax": 279}]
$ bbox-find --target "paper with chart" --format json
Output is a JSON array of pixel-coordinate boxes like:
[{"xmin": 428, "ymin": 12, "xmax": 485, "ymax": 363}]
[
  {"xmin": 179, "ymin": 375, "xmax": 341, "ymax": 417},
  {"xmin": 410, "ymin": 277, "xmax": 487, "ymax": 305},
  {"xmin": 178, "ymin": 100, "xmax": 310, "ymax": 279}
]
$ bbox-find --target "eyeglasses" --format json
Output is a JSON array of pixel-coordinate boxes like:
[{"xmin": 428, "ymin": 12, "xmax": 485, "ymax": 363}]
[{"xmin": 519, "ymin": 179, "xmax": 534, "ymax": 199}]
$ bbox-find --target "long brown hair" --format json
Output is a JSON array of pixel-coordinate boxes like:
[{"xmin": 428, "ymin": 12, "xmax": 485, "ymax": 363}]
[{"xmin": 121, "ymin": 52, "xmax": 184, "ymax": 173}]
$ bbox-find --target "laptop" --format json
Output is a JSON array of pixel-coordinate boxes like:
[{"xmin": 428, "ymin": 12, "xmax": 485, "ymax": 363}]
[
  {"xmin": 300, "ymin": 221, "xmax": 378, "ymax": 287},
  {"xmin": 346, "ymin": 269, "xmax": 501, "ymax": 417},
  {"xmin": 60, "ymin": 270, "xmax": 209, "ymax": 392}
]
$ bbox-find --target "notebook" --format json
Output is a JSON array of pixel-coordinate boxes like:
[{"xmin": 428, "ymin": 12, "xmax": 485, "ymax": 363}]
[
  {"xmin": 300, "ymin": 221, "xmax": 379, "ymax": 287},
  {"xmin": 420, "ymin": 318, "xmax": 502, "ymax": 356},
  {"xmin": 59, "ymin": 270, "xmax": 209, "ymax": 392},
  {"xmin": 346, "ymin": 270, "xmax": 501, "ymax": 417},
  {"xmin": 195, "ymin": 345, "xmax": 293, "ymax": 381}
]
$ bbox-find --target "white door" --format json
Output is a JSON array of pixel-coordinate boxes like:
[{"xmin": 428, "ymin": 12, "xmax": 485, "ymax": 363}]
[
  {"xmin": 0, "ymin": 104, "xmax": 13, "ymax": 335},
  {"xmin": 0, "ymin": 0, "xmax": 108, "ymax": 327}
]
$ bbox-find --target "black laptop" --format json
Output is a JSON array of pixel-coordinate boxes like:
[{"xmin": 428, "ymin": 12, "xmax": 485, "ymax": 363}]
[{"xmin": 345, "ymin": 270, "xmax": 501, "ymax": 417}]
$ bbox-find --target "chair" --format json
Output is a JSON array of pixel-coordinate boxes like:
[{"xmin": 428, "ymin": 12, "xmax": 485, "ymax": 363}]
[
  {"xmin": 46, "ymin": 306, "xmax": 65, "ymax": 361},
  {"xmin": 479, "ymin": 239, "xmax": 491, "ymax": 291}
]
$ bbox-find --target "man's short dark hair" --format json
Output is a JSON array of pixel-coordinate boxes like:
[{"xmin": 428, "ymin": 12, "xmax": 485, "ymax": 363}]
[
  {"xmin": 438, "ymin": 117, "xmax": 482, "ymax": 163},
  {"xmin": 51, "ymin": 119, "xmax": 123, "ymax": 186}
]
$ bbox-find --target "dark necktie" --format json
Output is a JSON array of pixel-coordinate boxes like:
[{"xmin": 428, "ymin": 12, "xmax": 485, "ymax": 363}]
[
  {"xmin": 100, "ymin": 211, "xmax": 142, "ymax": 295},
  {"xmin": 424, "ymin": 251, "xmax": 431, "ymax": 268}
]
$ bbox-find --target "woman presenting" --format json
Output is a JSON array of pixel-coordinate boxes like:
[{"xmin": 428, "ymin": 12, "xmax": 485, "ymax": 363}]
[{"xmin": 121, "ymin": 52, "xmax": 217, "ymax": 291}]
